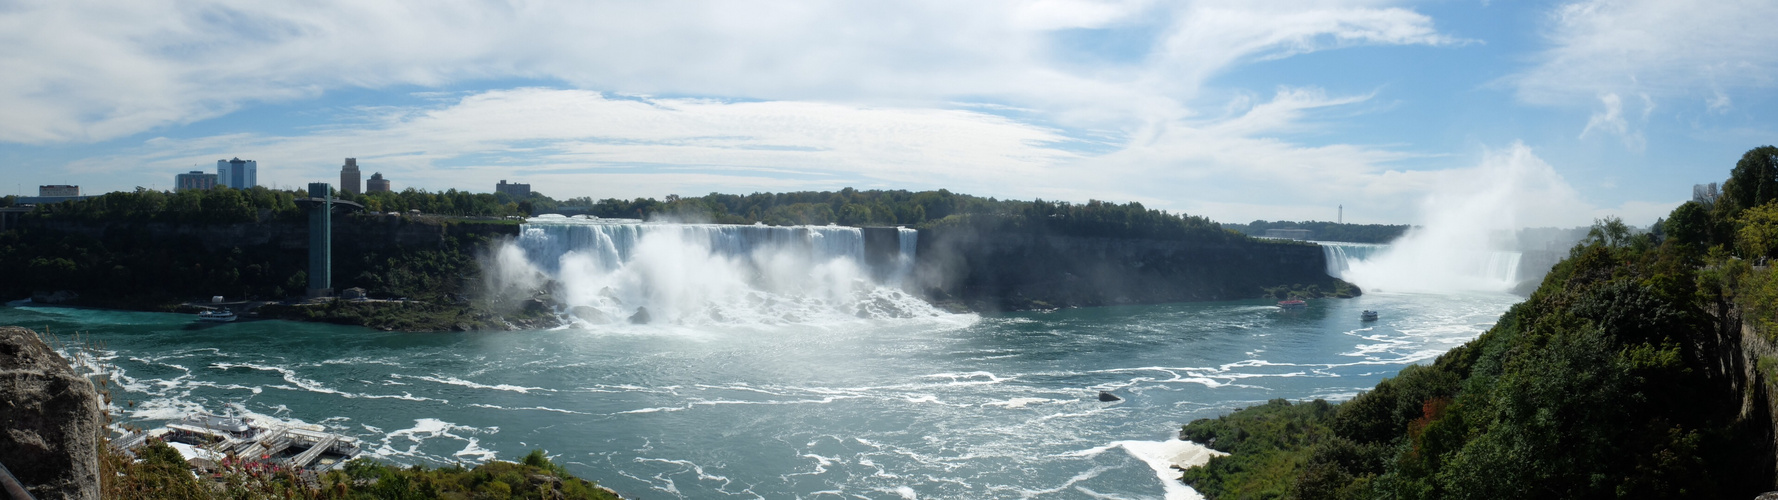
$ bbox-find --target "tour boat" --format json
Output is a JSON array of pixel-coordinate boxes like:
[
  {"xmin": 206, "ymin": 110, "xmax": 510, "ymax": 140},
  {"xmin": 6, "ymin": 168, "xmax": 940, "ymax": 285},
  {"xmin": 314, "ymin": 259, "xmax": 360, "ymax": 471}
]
[
  {"xmin": 1361, "ymin": 310, "xmax": 1379, "ymax": 321},
  {"xmin": 1276, "ymin": 299, "xmax": 1307, "ymax": 310},
  {"xmin": 196, "ymin": 309, "xmax": 237, "ymax": 322}
]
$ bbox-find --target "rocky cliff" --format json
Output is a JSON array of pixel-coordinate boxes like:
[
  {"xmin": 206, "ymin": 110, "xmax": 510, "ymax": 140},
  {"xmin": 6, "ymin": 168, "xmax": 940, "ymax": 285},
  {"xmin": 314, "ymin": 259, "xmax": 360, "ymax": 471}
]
[
  {"xmin": 0, "ymin": 326, "xmax": 102, "ymax": 499},
  {"xmin": 916, "ymin": 227, "xmax": 1351, "ymax": 311}
]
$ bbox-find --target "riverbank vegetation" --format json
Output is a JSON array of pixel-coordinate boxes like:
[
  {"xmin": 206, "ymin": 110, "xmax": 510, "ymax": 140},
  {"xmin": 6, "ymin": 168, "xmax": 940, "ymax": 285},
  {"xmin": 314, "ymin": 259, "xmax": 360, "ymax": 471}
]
[
  {"xmin": 1175, "ymin": 145, "xmax": 1778, "ymax": 499},
  {"xmin": 103, "ymin": 440, "xmax": 621, "ymax": 499}
]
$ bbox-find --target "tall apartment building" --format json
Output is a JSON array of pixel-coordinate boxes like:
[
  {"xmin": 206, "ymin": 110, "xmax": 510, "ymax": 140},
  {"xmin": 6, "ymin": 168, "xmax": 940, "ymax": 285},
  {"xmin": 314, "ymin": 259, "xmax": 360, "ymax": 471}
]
[
  {"xmin": 496, "ymin": 180, "xmax": 531, "ymax": 198},
  {"xmin": 175, "ymin": 171, "xmax": 218, "ymax": 191},
  {"xmin": 366, "ymin": 172, "xmax": 391, "ymax": 193},
  {"xmin": 216, "ymin": 157, "xmax": 258, "ymax": 189},
  {"xmin": 340, "ymin": 158, "xmax": 362, "ymax": 195}
]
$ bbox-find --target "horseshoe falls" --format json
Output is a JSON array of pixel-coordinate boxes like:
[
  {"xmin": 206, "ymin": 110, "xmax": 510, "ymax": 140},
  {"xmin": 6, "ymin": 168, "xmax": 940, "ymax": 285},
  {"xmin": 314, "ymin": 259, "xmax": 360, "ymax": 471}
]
[{"xmin": 1320, "ymin": 241, "xmax": 1525, "ymax": 294}]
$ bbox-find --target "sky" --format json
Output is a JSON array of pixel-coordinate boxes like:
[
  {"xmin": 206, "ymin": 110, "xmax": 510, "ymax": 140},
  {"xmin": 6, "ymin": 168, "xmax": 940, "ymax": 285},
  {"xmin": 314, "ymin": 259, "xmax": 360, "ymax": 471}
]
[{"xmin": 2, "ymin": 0, "xmax": 1774, "ymax": 227}]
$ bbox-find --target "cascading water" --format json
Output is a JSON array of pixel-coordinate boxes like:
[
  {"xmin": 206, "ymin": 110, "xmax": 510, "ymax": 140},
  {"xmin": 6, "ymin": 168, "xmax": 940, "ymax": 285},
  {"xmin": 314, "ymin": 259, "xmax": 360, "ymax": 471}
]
[
  {"xmin": 1320, "ymin": 240, "xmax": 1524, "ymax": 293},
  {"xmin": 496, "ymin": 215, "xmax": 941, "ymax": 327},
  {"xmin": 1319, "ymin": 242, "xmax": 1387, "ymax": 278}
]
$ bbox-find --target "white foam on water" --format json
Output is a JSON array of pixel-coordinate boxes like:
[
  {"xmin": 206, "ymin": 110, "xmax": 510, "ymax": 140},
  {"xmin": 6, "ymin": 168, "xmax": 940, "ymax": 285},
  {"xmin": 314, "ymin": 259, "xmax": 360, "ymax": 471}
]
[
  {"xmin": 468, "ymin": 403, "xmax": 588, "ymax": 414},
  {"xmin": 1067, "ymin": 439, "xmax": 1225, "ymax": 500},
  {"xmin": 982, "ymin": 397, "xmax": 1052, "ymax": 409},
  {"xmin": 395, "ymin": 374, "xmax": 552, "ymax": 394},
  {"xmin": 373, "ymin": 417, "xmax": 500, "ymax": 463}
]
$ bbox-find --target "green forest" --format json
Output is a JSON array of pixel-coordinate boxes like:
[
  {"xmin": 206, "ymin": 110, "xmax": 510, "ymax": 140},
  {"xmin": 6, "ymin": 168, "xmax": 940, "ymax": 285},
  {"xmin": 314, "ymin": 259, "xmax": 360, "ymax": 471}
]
[
  {"xmin": 1225, "ymin": 220, "xmax": 1410, "ymax": 244},
  {"xmin": 7, "ymin": 183, "xmax": 1239, "ymax": 241},
  {"xmin": 1175, "ymin": 145, "xmax": 1778, "ymax": 499}
]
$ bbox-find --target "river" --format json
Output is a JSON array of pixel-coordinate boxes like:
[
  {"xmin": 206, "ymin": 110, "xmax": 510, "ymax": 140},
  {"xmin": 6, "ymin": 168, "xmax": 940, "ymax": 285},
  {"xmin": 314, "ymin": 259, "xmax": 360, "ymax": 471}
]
[{"xmin": 1, "ymin": 286, "xmax": 1518, "ymax": 499}]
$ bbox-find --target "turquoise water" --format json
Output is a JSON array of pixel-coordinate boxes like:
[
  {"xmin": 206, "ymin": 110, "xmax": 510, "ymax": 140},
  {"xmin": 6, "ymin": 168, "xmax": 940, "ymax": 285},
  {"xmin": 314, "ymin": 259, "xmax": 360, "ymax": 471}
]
[{"xmin": 2, "ymin": 291, "xmax": 1518, "ymax": 499}]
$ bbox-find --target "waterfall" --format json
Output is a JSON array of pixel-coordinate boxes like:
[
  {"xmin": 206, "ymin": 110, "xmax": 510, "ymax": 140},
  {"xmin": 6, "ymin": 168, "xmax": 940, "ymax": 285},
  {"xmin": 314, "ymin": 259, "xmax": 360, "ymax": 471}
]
[
  {"xmin": 495, "ymin": 215, "xmax": 936, "ymax": 326},
  {"xmin": 1319, "ymin": 240, "xmax": 1523, "ymax": 293},
  {"xmin": 894, "ymin": 227, "xmax": 918, "ymax": 285},
  {"xmin": 1319, "ymin": 242, "xmax": 1387, "ymax": 278},
  {"xmin": 516, "ymin": 218, "xmax": 872, "ymax": 274}
]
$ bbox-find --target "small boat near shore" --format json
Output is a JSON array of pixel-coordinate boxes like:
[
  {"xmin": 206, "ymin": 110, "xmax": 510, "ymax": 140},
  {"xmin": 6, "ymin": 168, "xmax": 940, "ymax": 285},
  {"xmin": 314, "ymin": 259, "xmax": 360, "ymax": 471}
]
[
  {"xmin": 196, "ymin": 309, "xmax": 237, "ymax": 322},
  {"xmin": 1277, "ymin": 299, "xmax": 1307, "ymax": 310},
  {"xmin": 1361, "ymin": 310, "xmax": 1379, "ymax": 321}
]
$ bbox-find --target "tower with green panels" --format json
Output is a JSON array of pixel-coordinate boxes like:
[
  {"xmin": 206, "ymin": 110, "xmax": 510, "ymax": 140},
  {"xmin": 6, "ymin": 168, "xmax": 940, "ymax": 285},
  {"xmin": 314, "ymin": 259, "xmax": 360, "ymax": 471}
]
[{"xmin": 307, "ymin": 182, "xmax": 333, "ymax": 297}]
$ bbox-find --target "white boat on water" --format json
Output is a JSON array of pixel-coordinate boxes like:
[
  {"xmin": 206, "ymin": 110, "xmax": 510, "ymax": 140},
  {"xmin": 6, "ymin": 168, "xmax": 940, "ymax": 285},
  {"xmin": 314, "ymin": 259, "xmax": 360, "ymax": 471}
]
[
  {"xmin": 196, "ymin": 309, "xmax": 236, "ymax": 322},
  {"xmin": 1361, "ymin": 310, "xmax": 1379, "ymax": 321}
]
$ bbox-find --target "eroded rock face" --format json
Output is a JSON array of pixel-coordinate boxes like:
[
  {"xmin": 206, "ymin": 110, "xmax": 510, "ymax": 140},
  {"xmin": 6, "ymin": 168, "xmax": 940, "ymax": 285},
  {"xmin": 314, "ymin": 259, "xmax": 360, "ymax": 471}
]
[{"xmin": 0, "ymin": 326, "xmax": 102, "ymax": 500}]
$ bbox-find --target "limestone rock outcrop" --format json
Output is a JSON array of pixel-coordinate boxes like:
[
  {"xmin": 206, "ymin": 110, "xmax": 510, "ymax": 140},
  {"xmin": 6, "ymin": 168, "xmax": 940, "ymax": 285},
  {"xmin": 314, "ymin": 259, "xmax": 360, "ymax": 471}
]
[{"xmin": 0, "ymin": 326, "xmax": 102, "ymax": 499}]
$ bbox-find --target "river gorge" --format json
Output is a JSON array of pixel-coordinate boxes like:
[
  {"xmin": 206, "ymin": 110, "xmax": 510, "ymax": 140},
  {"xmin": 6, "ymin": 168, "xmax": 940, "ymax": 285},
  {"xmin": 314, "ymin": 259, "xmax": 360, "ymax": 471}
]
[{"xmin": 1, "ymin": 217, "xmax": 1528, "ymax": 499}]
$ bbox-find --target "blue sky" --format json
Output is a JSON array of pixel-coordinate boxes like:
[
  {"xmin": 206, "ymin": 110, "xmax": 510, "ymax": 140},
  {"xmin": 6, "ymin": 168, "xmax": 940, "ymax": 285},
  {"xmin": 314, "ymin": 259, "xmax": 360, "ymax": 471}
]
[{"xmin": 2, "ymin": 0, "xmax": 1774, "ymax": 227}]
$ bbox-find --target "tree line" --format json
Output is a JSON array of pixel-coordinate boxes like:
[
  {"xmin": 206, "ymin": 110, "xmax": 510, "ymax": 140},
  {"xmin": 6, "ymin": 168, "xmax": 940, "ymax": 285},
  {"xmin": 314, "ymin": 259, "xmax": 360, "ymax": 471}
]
[
  {"xmin": 1225, "ymin": 220, "xmax": 1410, "ymax": 244},
  {"xmin": 10, "ymin": 185, "xmax": 1239, "ymax": 243}
]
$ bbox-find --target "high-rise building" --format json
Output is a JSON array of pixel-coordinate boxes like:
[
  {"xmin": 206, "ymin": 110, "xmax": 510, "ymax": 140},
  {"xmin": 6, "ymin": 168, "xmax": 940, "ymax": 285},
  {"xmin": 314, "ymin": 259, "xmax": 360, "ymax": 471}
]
[
  {"xmin": 38, "ymin": 185, "xmax": 79, "ymax": 197},
  {"xmin": 16, "ymin": 185, "xmax": 89, "ymax": 204},
  {"xmin": 1694, "ymin": 183, "xmax": 1720, "ymax": 206},
  {"xmin": 366, "ymin": 172, "xmax": 391, "ymax": 193},
  {"xmin": 496, "ymin": 180, "xmax": 531, "ymax": 198},
  {"xmin": 340, "ymin": 158, "xmax": 362, "ymax": 195},
  {"xmin": 216, "ymin": 157, "xmax": 258, "ymax": 189},
  {"xmin": 175, "ymin": 171, "xmax": 218, "ymax": 191}
]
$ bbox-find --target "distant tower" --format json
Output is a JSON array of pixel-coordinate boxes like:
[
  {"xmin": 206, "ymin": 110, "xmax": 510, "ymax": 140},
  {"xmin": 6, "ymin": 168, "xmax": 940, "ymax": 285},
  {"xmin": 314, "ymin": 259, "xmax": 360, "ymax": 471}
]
[
  {"xmin": 1339, "ymin": 205, "xmax": 1343, "ymax": 224},
  {"xmin": 366, "ymin": 172, "xmax": 391, "ymax": 193},
  {"xmin": 340, "ymin": 158, "xmax": 361, "ymax": 195},
  {"xmin": 306, "ymin": 183, "xmax": 332, "ymax": 297},
  {"xmin": 216, "ymin": 157, "xmax": 257, "ymax": 189}
]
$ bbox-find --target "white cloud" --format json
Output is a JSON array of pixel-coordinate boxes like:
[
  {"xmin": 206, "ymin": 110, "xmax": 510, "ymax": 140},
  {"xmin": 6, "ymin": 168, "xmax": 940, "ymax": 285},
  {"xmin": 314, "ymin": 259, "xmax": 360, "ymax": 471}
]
[
  {"xmin": 1511, "ymin": 0, "xmax": 1778, "ymax": 105},
  {"xmin": 22, "ymin": 0, "xmax": 1660, "ymax": 229},
  {"xmin": 0, "ymin": 0, "xmax": 1457, "ymax": 144},
  {"xmin": 1579, "ymin": 92, "xmax": 1645, "ymax": 152},
  {"xmin": 1507, "ymin": 0, "xmax": 1778, "ymax": 153},
  {"xmin": 81, "ymin": 86, "xmax": 1435, "ymax": 225},
  {"xmin": 94, "ymin": 89, "xmax": 1083, "ymax": 199}
]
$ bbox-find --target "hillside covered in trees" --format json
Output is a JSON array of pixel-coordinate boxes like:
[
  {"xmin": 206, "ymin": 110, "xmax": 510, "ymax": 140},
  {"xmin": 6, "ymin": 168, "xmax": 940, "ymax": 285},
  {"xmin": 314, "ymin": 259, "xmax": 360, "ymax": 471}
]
[
  {"xmin": 1224, "ymin": 220, "xmax": 1411, "ymax": 244},
  {"xmin": 1172, "ymin": 145, "xmax": 1778, "ymax": 499}
]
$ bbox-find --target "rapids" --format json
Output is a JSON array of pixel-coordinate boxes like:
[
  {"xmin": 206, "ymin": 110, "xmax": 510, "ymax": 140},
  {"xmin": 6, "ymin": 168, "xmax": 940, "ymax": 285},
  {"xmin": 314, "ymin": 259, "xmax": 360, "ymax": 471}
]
[{"xmin": 4, "ymin": 287, "xmax": 1519, "ymax": 499}]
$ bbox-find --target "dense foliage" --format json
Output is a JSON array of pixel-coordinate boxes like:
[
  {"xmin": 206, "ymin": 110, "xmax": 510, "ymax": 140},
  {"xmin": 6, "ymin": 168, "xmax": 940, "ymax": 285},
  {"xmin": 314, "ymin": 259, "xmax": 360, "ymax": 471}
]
[
  {"xmin": 1178, "ymin": 145, "xmax": 1778, "ymax": 499},
  {"xmin": 103, "ymin": 441, "xmax": 620, "ymax": 499},
  {"xmin": 0, "ymin": 218, "xmax": 497, "ymax": 311},
  {"xmin": 339, "ymin": 188, "xmax": 526, "ymax": 217},
  {"xmin": 24, "ymin": 186, "xmax": 304, "ymax": 224},
  {"xmin": 1225, "ymin": 220, "xmax": 1410, "ymax": 244},
  {"xmin": 16, "ymin": 185, "xmax": 533, "ymax": 222},
  {"xmin": 560, "ymin": 188, "xmax": 1241, "ymax": 241}
]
